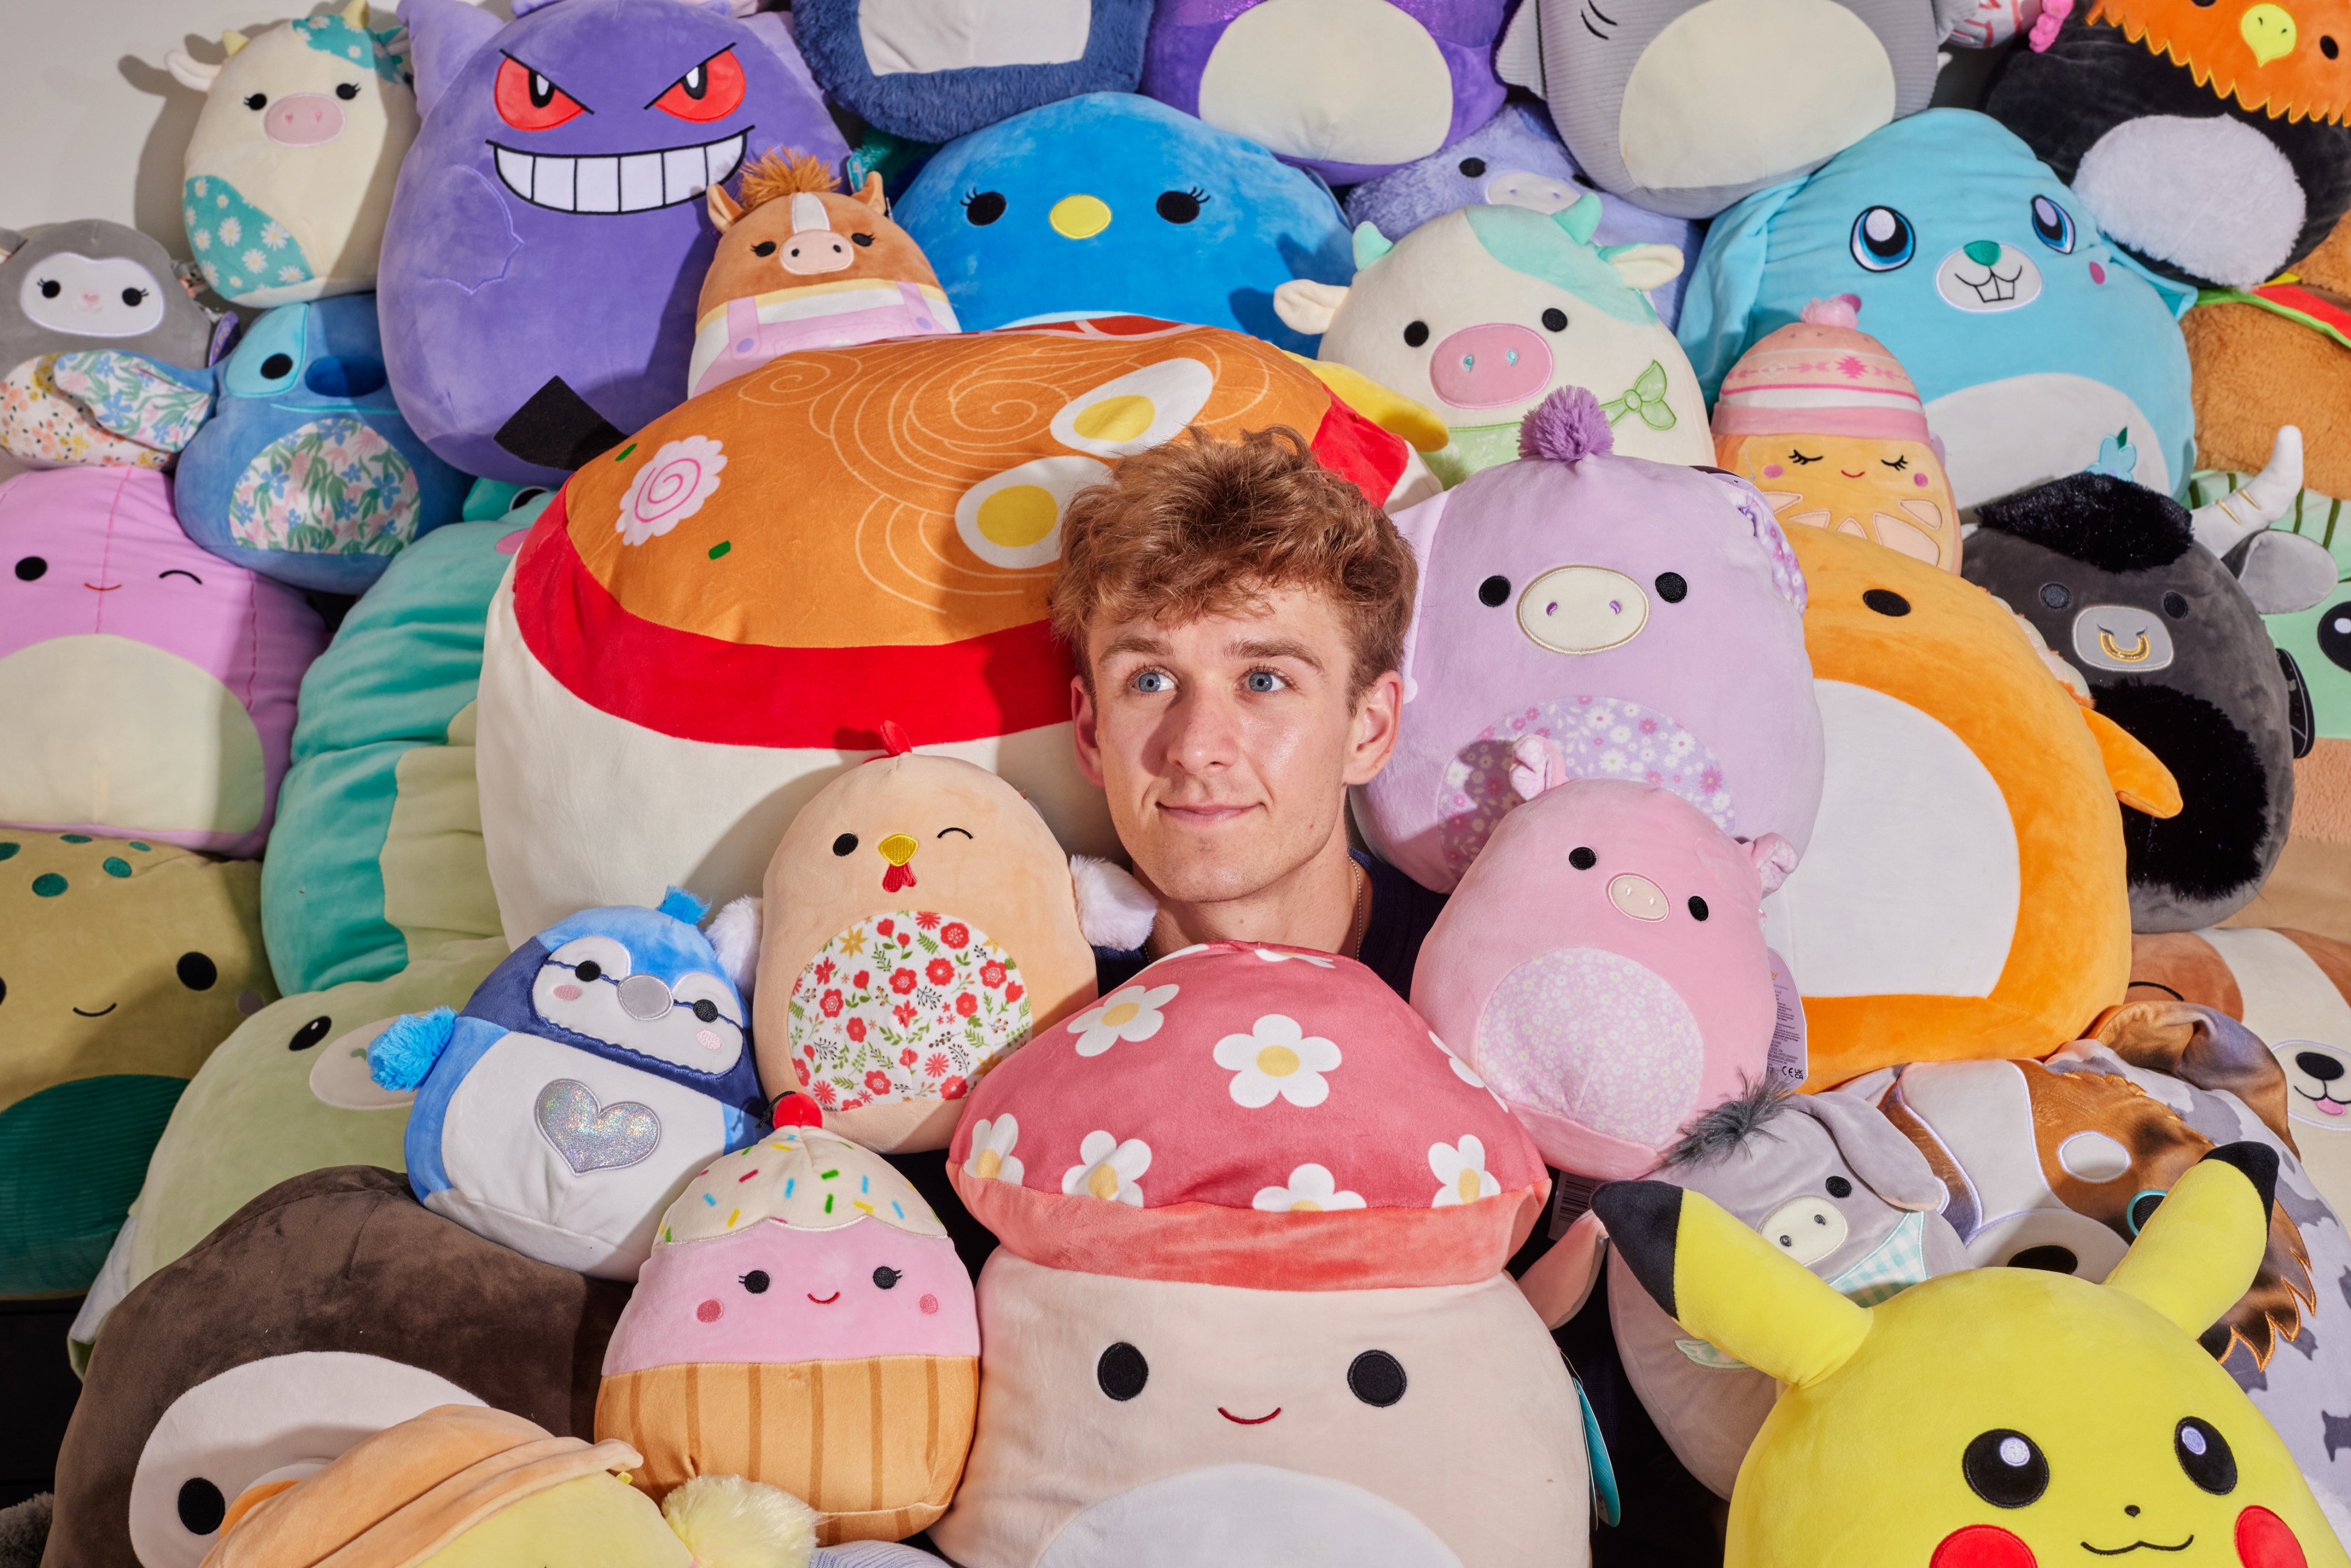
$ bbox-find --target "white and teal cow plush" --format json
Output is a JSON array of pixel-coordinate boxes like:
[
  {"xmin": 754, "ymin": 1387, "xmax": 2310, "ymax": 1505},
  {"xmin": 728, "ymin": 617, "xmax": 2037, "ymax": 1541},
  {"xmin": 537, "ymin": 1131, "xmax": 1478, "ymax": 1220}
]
[
  {"xmin": 166, "ymin": 2, "xmax": 419, "ymax": 308},
  {"xmin": 1275, "ymin": 195, "xmax": 1713, "ymax": 485}
]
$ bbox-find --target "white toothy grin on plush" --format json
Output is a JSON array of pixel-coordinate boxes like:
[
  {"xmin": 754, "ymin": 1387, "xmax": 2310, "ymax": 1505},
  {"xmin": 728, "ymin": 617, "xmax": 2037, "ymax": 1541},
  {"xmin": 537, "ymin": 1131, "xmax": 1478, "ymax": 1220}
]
[{"xmin": 490, "ymin": 130, "xmax": 747, "ymax": 213}]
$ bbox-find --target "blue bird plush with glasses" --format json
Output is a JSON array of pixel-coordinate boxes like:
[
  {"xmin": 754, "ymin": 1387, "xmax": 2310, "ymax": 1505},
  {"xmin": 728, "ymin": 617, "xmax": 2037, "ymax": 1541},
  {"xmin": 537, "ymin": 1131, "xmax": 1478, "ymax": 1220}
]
[
  {"xmin": 49, "ymin": 291, "xmax": 468, "ymax": 593},
  {"xmin": 369, "ymin": 888, "xmax": 767, "ymax": 1280}
]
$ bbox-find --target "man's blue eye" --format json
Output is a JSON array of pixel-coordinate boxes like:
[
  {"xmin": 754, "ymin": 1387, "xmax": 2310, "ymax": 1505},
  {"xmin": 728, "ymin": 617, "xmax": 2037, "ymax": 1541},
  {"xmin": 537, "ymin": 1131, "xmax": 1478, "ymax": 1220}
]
[
  {"xmin": 1246, "ymin": 672, "xmax": 1280, "ymax": 694},
  {"xmin": 1134, "ymin": 671, "xmax": 1171, "ymax": 693}
]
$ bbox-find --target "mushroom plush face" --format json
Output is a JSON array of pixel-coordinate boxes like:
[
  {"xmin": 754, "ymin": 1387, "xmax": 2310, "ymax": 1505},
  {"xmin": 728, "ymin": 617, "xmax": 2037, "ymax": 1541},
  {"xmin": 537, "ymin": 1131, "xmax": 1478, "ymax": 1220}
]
[{"xmin": 756, "ymin": 752, "xmax": 1098, "ymax": 1152}]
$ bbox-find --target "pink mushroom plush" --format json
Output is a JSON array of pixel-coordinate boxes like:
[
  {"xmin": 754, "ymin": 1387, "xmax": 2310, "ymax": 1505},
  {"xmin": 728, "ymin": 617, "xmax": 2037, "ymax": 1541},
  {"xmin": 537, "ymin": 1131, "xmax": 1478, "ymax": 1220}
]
[
  {"xmin": 934, "ymin": 941, "xmax": 1590, "ymax": 1568},
  {"xmin": 597, "ymin": 1122, "xmax": 978, "ymax": 1544},
  {"xmin": 1413, "ymin": 772, "xmax": 1799, "ymax": 1180}
]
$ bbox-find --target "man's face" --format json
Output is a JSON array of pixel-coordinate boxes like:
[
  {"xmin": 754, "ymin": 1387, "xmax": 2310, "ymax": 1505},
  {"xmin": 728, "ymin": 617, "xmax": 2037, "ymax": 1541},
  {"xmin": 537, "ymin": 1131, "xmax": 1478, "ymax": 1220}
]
[{"xmin": 1071, "ymin": 588, "xmax": 1402, "ymax": 908}]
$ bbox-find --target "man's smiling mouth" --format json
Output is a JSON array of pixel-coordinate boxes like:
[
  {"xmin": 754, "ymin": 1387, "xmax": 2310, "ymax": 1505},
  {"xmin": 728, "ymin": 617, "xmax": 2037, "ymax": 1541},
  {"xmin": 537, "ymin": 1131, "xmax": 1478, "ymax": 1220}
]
[
  {"xmin": 490, "ymin": 129, "xmax": 747, "ymax": 214},
  {"xmin": 2081, "ymin": 1538, "xmax": 2193, "ymax": 1555}
]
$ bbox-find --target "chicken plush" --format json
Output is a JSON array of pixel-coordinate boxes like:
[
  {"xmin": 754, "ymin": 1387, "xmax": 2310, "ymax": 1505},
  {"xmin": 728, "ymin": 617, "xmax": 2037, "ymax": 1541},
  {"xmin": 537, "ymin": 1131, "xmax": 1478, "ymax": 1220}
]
[
  {"xmin": 755, "ymin": 744, "xmax": 1151, "ymax": 1153},
  {"xmin": 597, "ymin": 1124, "xmax": 978, "ymax": 1542},
  {"xmin": 1594, "ymin": 1144, "xmax": 2349, "ymax": 1568},
  {"xmin": 369, "ymin": 889, "xmax": 766, "ymax": 1279},
  {"xmin": 690, "ymin": 149, "xmax": 956, "ymax": 399},
  {"xmin": 1761, "ymin": 525, "xmax": 2181, "ymax": 1084}
]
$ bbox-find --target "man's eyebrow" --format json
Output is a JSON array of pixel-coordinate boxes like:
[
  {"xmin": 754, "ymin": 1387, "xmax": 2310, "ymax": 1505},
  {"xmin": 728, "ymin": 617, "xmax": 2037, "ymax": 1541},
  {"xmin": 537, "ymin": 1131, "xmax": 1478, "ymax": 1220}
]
[
  {"xmin": 1231, "ymin": 638, "xmax": 1324, "ymax": 671},
  {"xmin": 1097, "ymin": 632, "xmax": 1172, "ymax": 662}
]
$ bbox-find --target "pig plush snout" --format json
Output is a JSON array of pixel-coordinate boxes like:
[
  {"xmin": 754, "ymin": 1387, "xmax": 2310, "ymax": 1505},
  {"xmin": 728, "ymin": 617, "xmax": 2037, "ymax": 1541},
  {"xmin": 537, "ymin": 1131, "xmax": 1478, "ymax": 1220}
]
[
  {"xmin": 265, "ymin": 92, "xmax": 346, "ymax": 147},
  {"xmin": 1429, "ymin": 322, "xmax": 1555, "ymax": 409}
]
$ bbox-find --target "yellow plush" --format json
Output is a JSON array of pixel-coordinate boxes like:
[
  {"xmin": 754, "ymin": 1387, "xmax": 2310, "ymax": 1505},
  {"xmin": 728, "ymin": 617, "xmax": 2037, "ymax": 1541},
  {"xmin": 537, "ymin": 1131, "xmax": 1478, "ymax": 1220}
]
[
  {"xmin": 756, "ymin": 744, "xmax": 1147, "ymax": 1152},
  {"xmin": 1594, "ymin": 1146, "xmax": 2347, "ymax": 1568},
  {"xmin": 1764, "ymin": 528, "xmax": 2180, "ymax": 1085}
]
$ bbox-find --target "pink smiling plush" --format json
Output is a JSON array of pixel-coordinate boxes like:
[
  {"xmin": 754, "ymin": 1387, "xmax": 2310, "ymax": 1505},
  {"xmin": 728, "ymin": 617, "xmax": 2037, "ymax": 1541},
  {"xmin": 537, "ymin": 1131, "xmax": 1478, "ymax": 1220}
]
[
  {"xmin": 597, "ymin": 1123, "xmax": 978, "ymax": 1544},
  {"xmin": 1413, "ymin": 772, "xmax": 1799, "ymax": 1180},
  {"xmin": 0, "ymin": 466, "xmax": 326, "ymax": 856}
]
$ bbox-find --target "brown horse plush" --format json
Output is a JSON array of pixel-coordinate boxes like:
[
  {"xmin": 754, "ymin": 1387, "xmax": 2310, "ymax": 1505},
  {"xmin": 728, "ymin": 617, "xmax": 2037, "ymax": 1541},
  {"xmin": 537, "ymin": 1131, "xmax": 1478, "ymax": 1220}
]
[{"xmin": 688, "ymin": 149, "xmax": 956, "ymax": 398}]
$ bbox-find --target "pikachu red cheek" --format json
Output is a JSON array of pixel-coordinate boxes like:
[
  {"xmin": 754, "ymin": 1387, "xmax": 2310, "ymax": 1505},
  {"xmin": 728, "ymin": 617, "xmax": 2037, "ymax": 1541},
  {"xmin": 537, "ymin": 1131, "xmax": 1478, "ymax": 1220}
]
[
  {"xmin": 1928, "ymin": 1524, "xmax": 2034, "ymax": 1568},
  {"xmin": 2236, "ymin": 1505, "xmax": 2308, "ymax": 1568}
]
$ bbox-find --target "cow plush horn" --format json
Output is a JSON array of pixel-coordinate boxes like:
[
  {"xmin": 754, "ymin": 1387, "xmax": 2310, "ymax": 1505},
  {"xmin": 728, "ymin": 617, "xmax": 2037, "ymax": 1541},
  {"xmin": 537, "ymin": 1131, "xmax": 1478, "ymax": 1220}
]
[{"xmin": 2190, "ymin": 425, "xmax": 2303, "ymax": 559}]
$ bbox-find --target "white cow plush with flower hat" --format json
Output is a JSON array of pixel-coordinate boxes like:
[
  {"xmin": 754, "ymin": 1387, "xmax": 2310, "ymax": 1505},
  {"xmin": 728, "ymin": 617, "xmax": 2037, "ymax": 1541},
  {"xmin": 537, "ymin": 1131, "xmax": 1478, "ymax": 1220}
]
[
  {"xmin": 1275, "ymin": 195, "xmax": 1713, "ymax": 483},
  {"xmin": 167, "ymin": 2, "xmax": 420, "ymax": 307}
]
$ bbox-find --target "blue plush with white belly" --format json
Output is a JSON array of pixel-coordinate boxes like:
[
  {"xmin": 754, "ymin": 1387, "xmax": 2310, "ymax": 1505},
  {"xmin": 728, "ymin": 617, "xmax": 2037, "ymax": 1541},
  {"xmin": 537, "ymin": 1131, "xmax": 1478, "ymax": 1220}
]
[
  {"xmin": 1677, "ymin": 109, "xmax": 2196, "ymax": 514},
  {"xmin": 371, "ymin": 891, "xmax": 764, "ymax": 1281}
]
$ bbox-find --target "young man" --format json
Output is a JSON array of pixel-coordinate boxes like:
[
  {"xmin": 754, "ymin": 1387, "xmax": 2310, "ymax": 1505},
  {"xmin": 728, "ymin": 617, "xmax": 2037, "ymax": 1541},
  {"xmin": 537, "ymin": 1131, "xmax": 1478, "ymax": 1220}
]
[{"xmin": 1049, "ymin": 423, "xmax": 1444, "ymax": 995}]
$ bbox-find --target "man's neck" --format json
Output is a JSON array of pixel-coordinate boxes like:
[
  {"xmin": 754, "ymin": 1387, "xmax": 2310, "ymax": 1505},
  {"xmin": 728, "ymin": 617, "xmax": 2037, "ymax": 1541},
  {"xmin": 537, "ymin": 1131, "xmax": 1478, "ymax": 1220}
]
[{"xmin": 1142, "ymin": 830, "xmax": 1360, "ymax": 958}]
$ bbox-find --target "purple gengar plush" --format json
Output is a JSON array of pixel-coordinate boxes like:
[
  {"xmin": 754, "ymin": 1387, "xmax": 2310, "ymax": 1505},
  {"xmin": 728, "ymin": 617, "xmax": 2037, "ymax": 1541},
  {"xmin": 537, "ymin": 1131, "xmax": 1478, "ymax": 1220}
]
[
  {"xmin": 1358, "ymin": 389, "xmax": 1826, "ymax": 893},
  {"xmin": 379, "ymin": 0, "xmax": 849, "ymax": 484},
  {"xmin": 1344, "ymin": 103, "xmax": 1702, "ymax": 327},
  {"xmin": 1140, "ymin": 0, "xmax": 1508, "ymax": 185}
]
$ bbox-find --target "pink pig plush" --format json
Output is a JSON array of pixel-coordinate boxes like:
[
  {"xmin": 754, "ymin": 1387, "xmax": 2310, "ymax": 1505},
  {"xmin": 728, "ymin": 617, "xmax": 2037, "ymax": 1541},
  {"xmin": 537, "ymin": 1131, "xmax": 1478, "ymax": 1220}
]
[
  {"xmin": 1355, "ymin": 386, "xmax": 1822, "ymax": 893},
  {"xmin": 1413, "ymin": 769, "xmax": 1798, "ymax": 1180},
  {"xmin": 0, "ymin": 464, "xmax": 326, "ymax": 856}
]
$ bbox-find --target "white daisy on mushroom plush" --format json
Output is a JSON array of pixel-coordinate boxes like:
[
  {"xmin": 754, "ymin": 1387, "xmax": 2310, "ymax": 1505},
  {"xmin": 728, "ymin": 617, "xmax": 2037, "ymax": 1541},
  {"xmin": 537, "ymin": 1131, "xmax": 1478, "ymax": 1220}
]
[
  {"xmin": 963, "ymin": 1116, "xmax": 1024, "ymax": 1185},
  {"xmin": 938, "ymin": 942, "xmax": 1590, "ymax": 1568},
  {"xmin": 1066, "ymin": 982, "xmax": 1180, "ymax": 1058},
  {"xmin": 1213, "ymin": 1015, "xmax": 1342, "ymax": 1108},
  {"xmin": 1429, "ymin": 1136, "xmax": 1502, "ymax": 1207}
]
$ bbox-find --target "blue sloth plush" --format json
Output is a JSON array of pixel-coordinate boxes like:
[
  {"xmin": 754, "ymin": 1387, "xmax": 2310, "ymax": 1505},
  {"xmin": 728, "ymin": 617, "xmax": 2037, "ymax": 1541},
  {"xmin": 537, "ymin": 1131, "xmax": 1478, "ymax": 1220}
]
[
  {"xmin": 893, "ymin": 91, "xmax": 1353, "ymax": 353},
  {"xmin": 792, "ymin": 0, "xmax": 1151, "ymax": 145},
  {"xmin": 51, "ymin": 293, "xmax": 470, "ymax": 593},
  {"xmin": 1677, "ymin": 109, "xmax": 2198, "ymax": 514},
  {"xmin": 369, "ymin": 888, "xmax": 765, "ymax": 1280}
]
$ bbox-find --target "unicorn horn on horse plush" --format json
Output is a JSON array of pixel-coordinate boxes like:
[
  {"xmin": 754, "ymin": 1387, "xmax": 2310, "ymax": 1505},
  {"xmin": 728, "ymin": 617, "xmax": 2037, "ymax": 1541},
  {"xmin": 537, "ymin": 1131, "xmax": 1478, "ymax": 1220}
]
[{"xmin": 689, "ymin": 149, "xmax": 958, "ymax": 398}]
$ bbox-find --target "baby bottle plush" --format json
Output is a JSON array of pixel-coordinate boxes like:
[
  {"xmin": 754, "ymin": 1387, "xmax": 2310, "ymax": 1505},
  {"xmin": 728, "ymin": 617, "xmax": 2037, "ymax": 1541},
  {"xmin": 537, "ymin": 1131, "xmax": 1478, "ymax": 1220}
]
[
  {"xmin": 690, "ymin": 149, "xmax": 956, "ymax": 399},
  {"xmin": 166, "ymin": 3, "xmax": 420, "ymax": 308},
  {"xmin": 1413, "ymin": 774, "xmax": 1800, "ymax": 1180},
  {"xmin": 597, "ymin": 1125, "xmax": 979, "ymax": 1542},
  {"xmin": 1709, "ymin": 295, "xmax": 1963, "ymax": 573},
  {"xmin": 1600, "ymin": 1083, "xmax": 1965, "ymax": 1498},
  {"xmin": 53, "ymin": 292, "xmax": 470, "ymax": 592},
  {"xmin": 1355, "ymin": 387, "xmax": 1822, "ymax": 893},
  {"xmin": 1594, "ymin": 1144, "xmax": 2351, "ymax": 1568},
  {"xmin": 932, "ymin": 941, "xmax": 1590, "ymax": 1568},
  {"xmin": 369, "ymin": 889, "xmax": 768, "ymax": 1279},
  {"xmin": 0, "ymin": 220, "xmax": 216, "ymax": 471},
  {"xmin": 754, "ymin": 744, "xmax": 1149, "ymax": 1153}
]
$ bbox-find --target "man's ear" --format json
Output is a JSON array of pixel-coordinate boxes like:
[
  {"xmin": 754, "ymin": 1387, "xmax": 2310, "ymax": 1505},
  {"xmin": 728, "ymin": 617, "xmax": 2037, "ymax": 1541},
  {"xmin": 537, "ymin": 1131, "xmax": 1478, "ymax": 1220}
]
[
  {"xmin": 1069, "ymin": 673, "xmax": 1107, "ymax": 791},
  {"xmin": 2106, "ymin": 1144, "xmax": 2277, "ymax": 1336},
  {"xmin": 1593, "ymin": 1180, "xmax": 1872, "ymax": 1389},
  {"xmin": 1345, "ymin": 668, "xmax": 1405, "ymax": 785}
]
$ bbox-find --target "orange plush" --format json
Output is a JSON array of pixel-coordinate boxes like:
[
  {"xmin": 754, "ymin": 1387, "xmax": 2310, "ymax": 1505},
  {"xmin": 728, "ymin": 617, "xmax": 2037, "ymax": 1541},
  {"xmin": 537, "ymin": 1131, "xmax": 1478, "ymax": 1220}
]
[
  {"xmin": 1763, "ymin": 528, "xmax": 2181, "ymax": 1085},
  {"xmin": 2088, "ymin": 0, "xmax": 2351, "ymax": 121}
]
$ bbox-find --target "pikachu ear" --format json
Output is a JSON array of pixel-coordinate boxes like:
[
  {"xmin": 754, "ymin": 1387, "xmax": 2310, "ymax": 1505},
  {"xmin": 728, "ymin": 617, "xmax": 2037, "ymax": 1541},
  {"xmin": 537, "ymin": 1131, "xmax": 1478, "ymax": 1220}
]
[
  {"xmin": 1593, "ymin": 1180, "xmax": 1872, "ymax": 1389},
  {"xmin": 2105, "ymin": 1143, "xmax": 2277, "ymax": 1337}
]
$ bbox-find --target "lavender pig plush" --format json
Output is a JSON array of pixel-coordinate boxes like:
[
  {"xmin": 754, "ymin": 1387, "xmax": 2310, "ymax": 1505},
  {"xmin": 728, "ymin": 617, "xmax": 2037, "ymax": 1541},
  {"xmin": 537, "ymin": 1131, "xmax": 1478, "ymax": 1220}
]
[
  {"xmin": 1602, "ymin": 1083, "xmax": 1965, "ymax": 1497},
  {"xmin": 1413, "ymin": 773, "xmax": 1800, "ymax": 1181},
  {"xmin": 1343, "ymin": 103, "xmax": 1702, "ymax": 328},
  {"xmin": 1357, "ymin": 387, "xmax": 1824, "ymax": 893},
  {"xmin": 379, "ymin": 0, "xmax": 847, "ymax": 484}
]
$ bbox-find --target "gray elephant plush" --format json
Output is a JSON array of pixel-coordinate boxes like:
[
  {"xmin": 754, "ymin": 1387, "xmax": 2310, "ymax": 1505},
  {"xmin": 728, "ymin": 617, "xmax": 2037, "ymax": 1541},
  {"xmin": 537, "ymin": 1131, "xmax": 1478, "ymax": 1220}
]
[{"xmin": 1606, "ymin": 1081, "xmax": 1965, "ymax": 1497}]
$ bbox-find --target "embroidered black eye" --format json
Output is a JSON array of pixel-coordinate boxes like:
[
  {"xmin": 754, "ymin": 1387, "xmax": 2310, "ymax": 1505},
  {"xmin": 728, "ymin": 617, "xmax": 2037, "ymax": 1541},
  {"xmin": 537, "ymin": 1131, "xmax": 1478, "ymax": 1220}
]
[
  {"xmin": 2175, "ymin": 1418, "xmax": 2236, "ymax": 1494},
  {"xmin": 851, "ymin": 232, "xmax": 874, "ymax": 246},
  {"xmin": 259, "ymin": 353, "xmax": 295, "ymax": 380},
  {"xmin": 1687, "ymin": 896, "xmax": 1709, "ymax": 921},
  {"xmin": 962, "ymin": 191, "xmax": 1006, "ymax": 225},
  {"xmin": 2041, "ymin": 583, "xmax": 2071, "ymax": 610},
  {"xmin": 177, "ymin": 1477, "xmax": 226, "ymax": 1535},
  {"xmin": 121, "ymin": 288, "xmax": 148, "ymax": 307},
  {"xmin": 36, "ymin": 279, "xmax": 58, "ymax": 299},
  {"xmin": 1864, "ymin": 589, "xmax": 1911, "ymax": 617},
  {"xmin": 752, "ymin": 241, "xmax": 777, "ymax": 257},
  {"xmin": 1826, "ymin": 1175, "xmax": 1853, "ymax": 1198},
  {"xmin": 1477, "ymin": 574, "xmax": 1510, "ymax": 607},
  {"xmin": 2163, "ymin": 591, "xmax": 2190, "ymax": 620},
  {"xmin": 691, "ymin": 998, "xmax": 719, "ymax": 1023},
  {"xmin": 1347, "ymin": 1350, "xmax": 1407, "ymax": 1407},
  {"xmin": 1540, "ymin": 307, "xmax": 1568, "ymax": 332},
  {"xmin": 288, "ymin": 1015, "xmax": 332, "ymax": 1051},
  {"xmin": 1787, "ymin": 449, "xmax": 1821, "ymax": 465},
  {"xmin": 872, "ymin": 1266, "xmax": 901, "ymax": 1290},
  {"xmin": 160, "ymin": 568, "xmax": 203, "ymax": 583},
  {"xmin": 1850, "ymin": 206, "xmax": 1915, "ymax": 271},
  {"xmin": 335, "ymin": 82, "xmax": 360, "ymax": 100},
  {"xmin": 1457, "ymin": 156, "xmax": 1487, "ymax": 177},
  {"xmin": 176, "ymin": 952, "xmax": 218, "ymax": 990},
  {"xmin": 832, "ymin": 833, "xmax": 858, "ymax": 857},
  {"xmin": 1962, "ymin": 1429, "xmax": 2049, "ymax": 1508},
  {"xmin": 938, "ymin": 826, "xmax": 973, "ymax": 839},
  {"xmin": 1655, "ymin": 572, "xmax": 1687, "ymax": 603},
  {"xmin": 2323, "ymin": 34, "xmax": 2340, "ymax": 56},
  {"xmin": 243, "ymin": 92, "xmax": 268, "ymax": 111},
  {"xmin": 1155, "ymin": 189, "xmax": 1204, "ymax": 224},
  {"xmin": 14, "ymin": 556, "xmax": 45, "ymax": 581},
  {"xmin": 1881, "ymin": 455, "xmax": 1908, "ymax": 471},
  {"xmin": 1097, "ymin": 1342, "xmax": 1148, "ymax": 1400},
  {"xmin": 1403, "ymin": 320, "xmax": 1430, "ymax": 348},
  {"xmin": 574, "ymin": 959, "xmax": 603, "ymax": 982},
  {"xmin": 741, "ymin": 1269, "xmax": 770, "ymax": 1294},
  {"xmin": 1568, "ymin": 847, "xmax": 1597, "ymax": 870}
]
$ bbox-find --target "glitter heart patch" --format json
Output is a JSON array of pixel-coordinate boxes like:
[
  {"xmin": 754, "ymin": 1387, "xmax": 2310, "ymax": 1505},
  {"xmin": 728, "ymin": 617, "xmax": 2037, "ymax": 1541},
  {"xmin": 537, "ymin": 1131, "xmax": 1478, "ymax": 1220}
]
[{"xmin": 535, "ymin": 1078, "xmax": 662, "ymax": 1173}]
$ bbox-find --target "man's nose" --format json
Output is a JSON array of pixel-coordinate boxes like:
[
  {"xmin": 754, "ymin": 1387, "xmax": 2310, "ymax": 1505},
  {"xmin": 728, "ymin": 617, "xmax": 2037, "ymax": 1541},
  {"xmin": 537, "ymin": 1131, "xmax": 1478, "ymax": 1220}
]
[{"xmin": 1160, "ymin": 688, "xmax": 1243, "ymax": 771}]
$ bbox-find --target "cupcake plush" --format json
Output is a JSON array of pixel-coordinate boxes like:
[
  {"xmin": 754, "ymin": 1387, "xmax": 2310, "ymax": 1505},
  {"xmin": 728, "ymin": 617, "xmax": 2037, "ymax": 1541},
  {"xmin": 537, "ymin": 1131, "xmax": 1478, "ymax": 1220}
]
[
  {"xmin": 931, "ymin": 941, "xmax": 1590, "ymax": 1568},
  {"xmin": 1710, "ymin": 296, "xmax": 1963, "ymax": 573}
]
